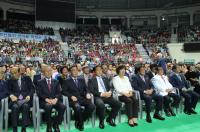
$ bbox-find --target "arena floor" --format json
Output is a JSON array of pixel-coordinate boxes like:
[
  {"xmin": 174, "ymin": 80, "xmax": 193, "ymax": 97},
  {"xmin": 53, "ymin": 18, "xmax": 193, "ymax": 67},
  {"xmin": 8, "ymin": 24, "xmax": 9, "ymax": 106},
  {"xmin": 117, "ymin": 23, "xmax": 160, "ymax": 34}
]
[{"xmin": 7, "ymin": 103, "xmax": 200, "ymax": 132}]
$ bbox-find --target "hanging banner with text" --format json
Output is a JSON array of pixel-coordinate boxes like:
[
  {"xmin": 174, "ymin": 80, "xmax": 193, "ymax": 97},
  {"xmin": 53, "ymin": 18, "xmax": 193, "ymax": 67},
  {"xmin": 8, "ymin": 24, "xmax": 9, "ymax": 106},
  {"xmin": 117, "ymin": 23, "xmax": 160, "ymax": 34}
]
[{"xmin": 0, "ymin": 32, "xmax": 56, "ymax": 42}]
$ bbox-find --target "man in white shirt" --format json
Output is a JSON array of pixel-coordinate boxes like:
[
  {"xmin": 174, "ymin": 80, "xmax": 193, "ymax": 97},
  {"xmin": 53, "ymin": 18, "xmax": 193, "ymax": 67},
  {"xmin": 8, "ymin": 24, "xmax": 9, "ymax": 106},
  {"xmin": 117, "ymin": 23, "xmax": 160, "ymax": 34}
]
[{"xmin": 151, "ymin": 67, "xmax": 180, "ymax": 117}]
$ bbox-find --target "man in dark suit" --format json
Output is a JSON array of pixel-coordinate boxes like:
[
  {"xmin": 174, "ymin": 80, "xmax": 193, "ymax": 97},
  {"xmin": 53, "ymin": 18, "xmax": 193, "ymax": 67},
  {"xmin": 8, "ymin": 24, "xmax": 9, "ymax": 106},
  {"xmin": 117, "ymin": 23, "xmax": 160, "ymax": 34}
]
[
  {"xmin": 37, "ymin": 66, "xmax": 66, "ymax": 132},
  {"xmin": 132, "ymin": 66, "xmax": 165, "ymax": 123},
  {"xmin": 146, "ymin": 64, "xmax": 157, "ymax": 80},
  {"xmin": 79, "ymin": 65, "xmax": 93, "ymax": 87},
  {"xmin": 169, "ymin": 65, "xmax": 200, "ymax": 115},
  {"xmin": 0, "ymin": 65, "xmax": 9, "ymax": 109},
  {"xmin": 62, "ymin": 65, "xmax": 95, "ymax": 131},
  {"xmin": 8, "ymin": 66, "xmax": 34, "ymax": 132},
  {"xmin": 33, "ymin": 64, "xmax": 47, "ymax": 88},
  {"xmin": 157, "ymin": 53, "xmax": 167, "ymax": 74},
  {"xmin": 88, "ymin": 65, "xmax": 121, "ymax": 129}
]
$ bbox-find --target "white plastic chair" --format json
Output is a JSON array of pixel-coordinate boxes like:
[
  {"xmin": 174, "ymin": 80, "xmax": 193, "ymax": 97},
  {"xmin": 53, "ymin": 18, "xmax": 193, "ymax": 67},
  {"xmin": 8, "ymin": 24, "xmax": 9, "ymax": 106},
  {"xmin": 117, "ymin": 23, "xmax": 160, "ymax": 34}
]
[
  {"xmin": 35, "ymin": 95, "xmax": 66, "ymax": 132},
  {"xmin": 0, "ymin": 99, "xmax": 4, "ymax": 132},
  {"xmin": 63, "ymin": 94, "xmax": 95, "ymax": 130}
]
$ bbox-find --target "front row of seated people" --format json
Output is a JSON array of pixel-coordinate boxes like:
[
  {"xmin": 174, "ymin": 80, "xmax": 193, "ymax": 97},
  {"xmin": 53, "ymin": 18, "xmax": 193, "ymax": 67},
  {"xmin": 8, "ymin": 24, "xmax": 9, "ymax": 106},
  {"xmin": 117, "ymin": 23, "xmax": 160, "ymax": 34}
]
[{"xmin": 0, "ymin": 64, "xmax": 199, "ymax": 132}]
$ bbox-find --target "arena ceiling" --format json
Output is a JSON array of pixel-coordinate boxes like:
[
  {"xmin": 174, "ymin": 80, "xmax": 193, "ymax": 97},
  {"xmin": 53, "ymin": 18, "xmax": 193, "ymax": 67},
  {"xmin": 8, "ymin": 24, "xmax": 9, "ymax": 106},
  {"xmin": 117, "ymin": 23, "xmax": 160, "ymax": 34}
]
[{"xmin": 1, "ymin": 0, "xmax": 200, "ymax": 9}]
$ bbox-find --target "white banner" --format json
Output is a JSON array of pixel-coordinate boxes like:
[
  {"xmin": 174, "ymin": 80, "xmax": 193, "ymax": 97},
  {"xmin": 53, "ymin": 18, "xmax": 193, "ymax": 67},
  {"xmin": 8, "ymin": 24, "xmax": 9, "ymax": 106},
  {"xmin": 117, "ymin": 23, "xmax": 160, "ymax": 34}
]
[{"xmin": 0, "ymin": 32, "xmax": 57, "ymax": 42}]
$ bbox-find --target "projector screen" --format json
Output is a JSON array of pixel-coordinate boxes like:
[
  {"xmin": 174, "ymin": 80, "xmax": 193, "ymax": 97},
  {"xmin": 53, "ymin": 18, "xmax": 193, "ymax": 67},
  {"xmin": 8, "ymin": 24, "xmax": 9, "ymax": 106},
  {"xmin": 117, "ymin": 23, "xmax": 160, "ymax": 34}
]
[{"xmin": 36, "ymin": 0, "xmax": 75, "ymax": 23}]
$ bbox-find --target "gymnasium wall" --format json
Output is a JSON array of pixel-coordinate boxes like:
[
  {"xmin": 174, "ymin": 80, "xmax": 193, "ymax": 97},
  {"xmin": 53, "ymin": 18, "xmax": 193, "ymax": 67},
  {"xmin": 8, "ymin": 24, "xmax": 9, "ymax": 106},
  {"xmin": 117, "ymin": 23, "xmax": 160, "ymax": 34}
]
[{"xmin": 167, "ymin": 43, "xmax": 200, "ymax": 63}]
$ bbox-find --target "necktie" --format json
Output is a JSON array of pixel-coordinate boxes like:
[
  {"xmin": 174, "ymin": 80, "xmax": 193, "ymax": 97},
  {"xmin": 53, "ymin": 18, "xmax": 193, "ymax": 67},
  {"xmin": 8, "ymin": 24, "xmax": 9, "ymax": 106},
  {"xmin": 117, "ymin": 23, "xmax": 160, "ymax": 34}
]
[
  {"xmin": 74, "ymin": 79, "xmax": 78, "ymax": 87},
  {"xmin": 99, "ymin": 77, "xmax": 106, "ymax": 92},
  {"xmin": 48, "ymin": 79, "xmax": 51, "ymax": 92},
  {"xmin": 141, "ymin": 75, "xmax": 146, "ymax": 83},
  {"xmin": 18, "ymin": 78, "xmax": 23, "ymax": 100},
  {"xmin": 85, "ymin": 76, "xmax": 89, "ymax": 86},
  {"xmin": 18, "ymin": 79, "xmax": 21, "ymax": 90},
  {"xmin": 177, "ymin": 74, "xmax": 182, "ymax": 81}
]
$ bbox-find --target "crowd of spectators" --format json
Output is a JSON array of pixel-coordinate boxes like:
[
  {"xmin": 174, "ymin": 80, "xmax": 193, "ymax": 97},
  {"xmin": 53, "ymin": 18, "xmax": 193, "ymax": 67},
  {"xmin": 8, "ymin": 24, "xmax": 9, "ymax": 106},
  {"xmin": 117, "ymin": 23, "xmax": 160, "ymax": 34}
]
[
  {"xmin": 123, "ymin": 26, "xmax": 171, "ymax": 44},
  {"xmin": 59, "ymin": 26, "xmax": 109, "ymax": 43},
  {"xmin": 0, "ymin": 38, "xmax": 65, "ymax": 65},
  {"xmin": 178, "ymin": 25, "xmax": 200, "ymax": 42},
  {"xmin": 0, "ymin": 19, "xmax": 54, "ymax": 35},
  {"xmin": 68, "ymin": 42, "xmax": 138, "ymax": 65}
]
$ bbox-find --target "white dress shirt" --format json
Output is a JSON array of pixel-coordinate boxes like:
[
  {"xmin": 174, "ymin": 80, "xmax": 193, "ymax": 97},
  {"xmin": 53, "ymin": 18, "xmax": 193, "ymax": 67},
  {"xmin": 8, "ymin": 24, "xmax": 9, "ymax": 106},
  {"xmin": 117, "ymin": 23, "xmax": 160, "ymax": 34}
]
[
  {"xmin": 46, "ymin": 78, "xmax": 51, "ymax": 84},
  {"xmin": 113, "ymin": 76, "xmax": 133, "ymax": 96},
  {"xmin": 18, "ymin": 76, "xmax": 21, "ymax": 89},
  {"xmin": 151, "ymin": 74, "xmax": 175, "ymax": 96}
]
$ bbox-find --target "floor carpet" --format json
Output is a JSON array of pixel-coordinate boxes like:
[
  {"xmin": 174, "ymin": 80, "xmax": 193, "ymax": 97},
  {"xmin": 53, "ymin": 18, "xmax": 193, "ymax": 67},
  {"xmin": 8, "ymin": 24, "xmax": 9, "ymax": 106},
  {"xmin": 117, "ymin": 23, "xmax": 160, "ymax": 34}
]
[{"xmin": 7, "ymin": 104, "xmax": 200, "ymax": 132}]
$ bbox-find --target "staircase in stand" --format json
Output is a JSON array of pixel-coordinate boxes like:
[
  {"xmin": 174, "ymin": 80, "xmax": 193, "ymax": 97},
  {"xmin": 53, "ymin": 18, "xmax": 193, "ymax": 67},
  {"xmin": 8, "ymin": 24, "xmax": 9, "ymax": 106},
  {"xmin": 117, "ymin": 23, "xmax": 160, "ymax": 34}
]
[{"xmin": 135, "ymin": 44, "xmax": 152, "ymax": 63}]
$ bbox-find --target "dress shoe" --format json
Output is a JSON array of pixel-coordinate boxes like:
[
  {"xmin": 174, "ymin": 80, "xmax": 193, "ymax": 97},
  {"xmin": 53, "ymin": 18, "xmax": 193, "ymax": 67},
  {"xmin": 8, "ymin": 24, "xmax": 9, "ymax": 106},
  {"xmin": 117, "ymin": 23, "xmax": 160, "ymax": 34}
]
[
  {"xmin": 134, "ymin": 123, "xmax": 138, "ymax": 126},
  {"xmin": 78, "ymin": 122, "xmax": 84, "ymax": 131},
  {"xmin": 184, "ymin": 110, "xmax": 191, "ymax": 115},
  {"xmin": 153, "ymin": 114, "xmax": 165, "ymax": 120},
  {"xmin": 46, "ymin": 125, "xmax": 52, "ymax": 132},
  {"xmin": 128, "ymin": 122, "xmax": 134, "ymax": 127},
  {"xmin": 13, "ymin": 127, "xmax": 18, "ymax": 132},
  {"xmin": 164, "ymin": 110, "xmax": 171, "ymax": 117},
  {"xmin": 128, "ymin": 124, "xmax": 134, "ymax": 127},
  {"xmin": 169, "ymin": 108, "xmax": 176, "ymax": 116},
  {"xmin": 146, "ymin": 115, "xmax": 152, "ymax": 123},
  {"xmin": 99, "ymin": 121, "xmax": 105, "ymax": 129},
  {"xmin": 21, "ymin": 127, "xmax": 26, "ymax": 132},
  {"xmin": 75, "ymin": 121, "xmax": 79, "ymax": 129},
  {"xmin": 53, "ymin": 124, "xmax": 60, "ymax": 132},
  {"xmin": 190, "ymin": 109, "xmax": 197, "ymax": 114},
  {"xmin": 106, "ymin": 118, "xmax": 116, "ymax": 127}
]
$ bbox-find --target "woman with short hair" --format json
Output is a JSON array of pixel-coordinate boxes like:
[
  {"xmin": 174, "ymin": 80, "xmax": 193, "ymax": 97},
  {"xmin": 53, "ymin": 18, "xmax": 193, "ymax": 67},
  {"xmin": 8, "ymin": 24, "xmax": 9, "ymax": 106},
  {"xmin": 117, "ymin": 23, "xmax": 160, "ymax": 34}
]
[{"xmin": 113, "ymin": 65, "xmax": 139, "ymax": 127}]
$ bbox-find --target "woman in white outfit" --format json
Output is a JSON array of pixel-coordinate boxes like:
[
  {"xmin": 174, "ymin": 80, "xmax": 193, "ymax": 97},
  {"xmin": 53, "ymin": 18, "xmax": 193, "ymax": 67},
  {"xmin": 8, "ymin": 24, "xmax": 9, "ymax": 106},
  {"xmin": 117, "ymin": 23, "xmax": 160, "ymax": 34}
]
[{"xmin": 113, "ymin": 65, "xmax": 139, "ymax": 127}]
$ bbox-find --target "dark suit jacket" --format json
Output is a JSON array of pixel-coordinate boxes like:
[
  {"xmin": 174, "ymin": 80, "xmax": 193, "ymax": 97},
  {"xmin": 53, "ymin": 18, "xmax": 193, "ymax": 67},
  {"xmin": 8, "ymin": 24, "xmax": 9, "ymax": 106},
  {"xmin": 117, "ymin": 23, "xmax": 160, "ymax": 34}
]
[
  {"xmin": 57, "ymin": 75, "xmax": 69, "ymax": 87},
  {"xmin": 146, "ymin": 71, "xmax": 154, "ymax": 80},
  {"xmin": 8, "ymin": 76, "xmax": 34, "ymax": 100},
  {"xmin": 0, "ymin": 80, "xmax": 9, "ymax": 100},
  {"xmin": 62, "ymin": 77, "xmax": 88, "ymax": 101},
  {"xmin": 157, "ymin": 58, "xmax": 167, "ymax": 74},
  {"xmin": 169, "ymin": 72, "xmax": 189, "ymax": 90},
  {"xmin": 33, "ymin": 74, "xmax": 42, "ymax": 87},
  {"xmin": 88, "ymin": 76, "xmax": 111, "ymax": 97},
  {"xmin": 37, "ymin": 78, "xmax": 62, "ymax": 103},
  {"xmin": 131, "ymin": 74, "xmax": 153, "ymax": 95}
]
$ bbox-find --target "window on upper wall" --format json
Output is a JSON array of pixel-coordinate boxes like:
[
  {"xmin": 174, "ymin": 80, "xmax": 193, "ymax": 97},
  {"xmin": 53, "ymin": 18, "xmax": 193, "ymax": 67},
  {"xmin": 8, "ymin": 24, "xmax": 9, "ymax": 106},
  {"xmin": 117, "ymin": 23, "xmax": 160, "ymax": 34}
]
[
  {"xmin": 0, "ymin": 9, "xmax": 3, "ymax": 20},
  {"xmin": 101, "ymin": 18, "xmax": 109, "ymax": 25},
  {"xmin": 84, "ymin": 18, "xmax": 98, "ymax": 25},
  {"xmin": 7, "ymin": 11, "xmax": 35, "ymax": 21},
  {"xmin": 76, "ymin": 18, "xmax": 83, "ymax": 24}
]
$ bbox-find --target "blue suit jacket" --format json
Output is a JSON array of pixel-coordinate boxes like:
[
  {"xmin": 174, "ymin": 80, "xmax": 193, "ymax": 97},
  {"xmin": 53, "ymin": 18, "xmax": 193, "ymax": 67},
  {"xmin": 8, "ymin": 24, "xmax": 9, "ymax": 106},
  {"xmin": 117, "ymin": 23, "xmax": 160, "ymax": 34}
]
[
  {"xmin": 62, "ymin": 77, "xmax": 88, "ymax": 101},
  {"xmin": 131, "ymin": 74, "xmax": 153, "ymax": 95},
  {"xmin": 169, "ymin": 72, "xmax": 189, "ymax": 90},
  {"xmin": 157, "ymin": 58, "xmax": 167, "ymax": 74}
]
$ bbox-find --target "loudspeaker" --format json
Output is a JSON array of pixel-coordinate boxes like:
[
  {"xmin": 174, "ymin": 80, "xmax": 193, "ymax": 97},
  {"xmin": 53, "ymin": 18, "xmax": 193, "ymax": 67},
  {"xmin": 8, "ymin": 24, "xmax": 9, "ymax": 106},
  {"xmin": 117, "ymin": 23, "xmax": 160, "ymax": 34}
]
[{"xmin": 183, "ymin": 42, "xmax": 200, "ymax": 52}]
